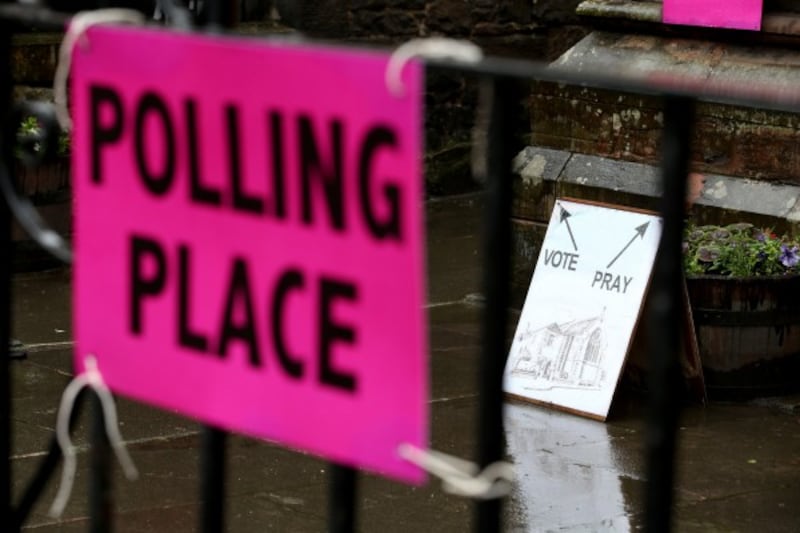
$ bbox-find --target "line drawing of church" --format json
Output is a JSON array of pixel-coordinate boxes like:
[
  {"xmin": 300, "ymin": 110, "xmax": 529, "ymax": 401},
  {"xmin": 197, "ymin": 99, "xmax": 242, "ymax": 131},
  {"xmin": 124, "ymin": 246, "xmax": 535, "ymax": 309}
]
[{"xmin": 508, "ymin": 311, "xmax": 608, "ymax": 391}]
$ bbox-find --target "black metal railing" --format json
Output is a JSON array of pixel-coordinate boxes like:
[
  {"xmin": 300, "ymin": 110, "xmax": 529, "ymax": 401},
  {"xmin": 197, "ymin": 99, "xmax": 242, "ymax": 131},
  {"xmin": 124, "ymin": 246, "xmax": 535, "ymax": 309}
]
[
  {"xmin": 1, "ymin": 5, "xmax": 15, "ymax": 530},
  {"xmin": 0, "ymin": 1, "xmax": 794, "ymax": 532}
]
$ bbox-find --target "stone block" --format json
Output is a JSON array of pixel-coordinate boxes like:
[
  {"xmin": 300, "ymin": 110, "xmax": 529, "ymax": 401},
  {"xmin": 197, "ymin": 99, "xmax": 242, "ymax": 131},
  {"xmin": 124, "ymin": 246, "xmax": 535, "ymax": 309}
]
[
  {"xmin": 511, "ymin": 146, "xmax": 568, "ymax": 222},
  {"xmin": 576, "ymin": 0, "xmax": 662, "ymax": 23},
  {"xmin": 689, "ymin": 173, "xmax": 800, "ymax": 235},
  {"xmin": 558, "ymin": 153, "xmax": 662, "ymax": 213}
]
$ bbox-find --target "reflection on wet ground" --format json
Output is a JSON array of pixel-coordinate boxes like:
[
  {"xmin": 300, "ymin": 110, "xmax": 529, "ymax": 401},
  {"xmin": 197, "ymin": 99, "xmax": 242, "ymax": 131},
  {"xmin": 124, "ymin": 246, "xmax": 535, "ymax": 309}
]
[
  {"xmin": 505, "ymin": 391, "xmax": 800, "ymax": 533},
  {"xmin": 505, "ymin": 403, "xmax": 637, "ymax": 532},
  {"xmin": 9, "ymin": 194, "xmax": 800, "ymax": 531}
]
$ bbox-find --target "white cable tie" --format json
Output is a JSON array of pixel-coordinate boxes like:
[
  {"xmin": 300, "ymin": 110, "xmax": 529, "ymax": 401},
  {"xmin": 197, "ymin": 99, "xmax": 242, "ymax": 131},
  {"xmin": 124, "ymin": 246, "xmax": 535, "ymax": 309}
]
[
  {"xmin": 398, "ymin": 443, "xmax": 514, "ymax": 500},
  {"xmin": 54, "ymin": 9, "xmax": 147, "ymax": 131},
  {"xmin": 385, "ymin": 38, "xmax": 483, "ymax": 98},
  {"xmin": 49, "ymin": 355, "xmax": 139, "ymax": 518}
]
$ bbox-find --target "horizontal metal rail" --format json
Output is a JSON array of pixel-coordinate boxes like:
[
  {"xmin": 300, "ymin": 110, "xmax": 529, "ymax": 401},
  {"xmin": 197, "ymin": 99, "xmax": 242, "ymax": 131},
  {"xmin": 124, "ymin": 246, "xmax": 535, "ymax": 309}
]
[
  {"xmin": 4, "ymin": 3, "xmax": 800, "ymax": 113},
  {"xmin": 0, "ymin": 3, "xmax": 68, "ymax": 30}
]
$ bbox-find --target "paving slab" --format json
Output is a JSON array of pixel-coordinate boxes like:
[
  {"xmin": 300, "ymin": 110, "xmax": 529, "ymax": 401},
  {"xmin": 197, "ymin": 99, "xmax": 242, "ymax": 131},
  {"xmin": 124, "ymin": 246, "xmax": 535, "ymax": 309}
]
[{"xmin": 7, "ymin": 193, "xmax": 800, "ymax": 532}]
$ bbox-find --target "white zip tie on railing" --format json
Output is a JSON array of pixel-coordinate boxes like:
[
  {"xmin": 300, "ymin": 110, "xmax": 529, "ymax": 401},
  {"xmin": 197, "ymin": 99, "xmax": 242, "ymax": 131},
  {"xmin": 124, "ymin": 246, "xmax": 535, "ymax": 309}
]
[
  {"xmin": 398, "ymin": 443, "xmax": 514, "ymax": 500},
  {"xmin": 49, "ymin": 355, "xmax": 138, "ymax": 518},
  {"xmin": 54, "ymin": 8, "xmax": 146, "ymax": 131},
  {"xmin": 385, "ymin": 38, "xmax": 484, "ymax": 97}
]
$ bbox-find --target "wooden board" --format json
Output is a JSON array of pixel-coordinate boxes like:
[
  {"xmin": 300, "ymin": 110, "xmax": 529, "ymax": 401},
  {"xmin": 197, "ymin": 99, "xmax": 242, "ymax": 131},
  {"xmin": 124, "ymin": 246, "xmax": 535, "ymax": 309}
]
[{"xmin": 503, "ymin": 198, "xmax": 662, "ymax": 420}]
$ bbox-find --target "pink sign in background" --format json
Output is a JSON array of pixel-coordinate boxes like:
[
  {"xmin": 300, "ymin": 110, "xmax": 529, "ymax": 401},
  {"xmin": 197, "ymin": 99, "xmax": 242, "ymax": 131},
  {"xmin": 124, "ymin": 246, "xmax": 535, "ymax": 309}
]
[
  {"xmin": 72, "ymin": 26, "xmax": 427, "ymax": 483},
  {"xmin": 663, "ymin": 0, "xmax": 763, "ymax": 30}
]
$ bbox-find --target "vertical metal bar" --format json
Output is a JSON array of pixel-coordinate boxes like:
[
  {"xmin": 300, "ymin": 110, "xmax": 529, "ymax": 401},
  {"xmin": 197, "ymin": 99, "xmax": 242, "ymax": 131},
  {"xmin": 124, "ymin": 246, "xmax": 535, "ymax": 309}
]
[
  {"xmin": 0, "ymin": 2, "xmax": 14, "ymax": 527},
  {"xmin": 206, "ymin": 0, "xmax": 239, "ymax": 30},
  {"xmin": 13, "ymin": 390, "xmax": 86, "ymax": 530},
  {"xmin": 200, "ymin": 427, "xmax": 227, "ymax": 533},
  {"xmin": 85, "ymin": 3, "xmax": 116, "ymax": 526},
  {"xmin": 644, "ymin": 95, "xmax": 695, "ymax": 533},
  {"xmin": 89, "ymin": 391, "xmax": 113, "ymax": 532},
  {"xmin": 83, "ymin": 2, "xmax": 116, "ymax": 529},
  {"xmin": 328, "ymin": 464, "xmax": 357, "ymax": 533},
  {"xmin": 198, "ymin": 3, "xmax": 236, "ymax": 532},
  {"xmin": 475, "ymin": 76, "xmax": 519, "ymax": 533}
]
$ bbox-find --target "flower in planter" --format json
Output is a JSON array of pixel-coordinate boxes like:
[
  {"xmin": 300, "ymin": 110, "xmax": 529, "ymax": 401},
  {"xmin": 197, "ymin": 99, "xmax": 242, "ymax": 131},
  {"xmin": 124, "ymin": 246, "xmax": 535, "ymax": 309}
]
[
  {"xmin": 15, "ymin": 116, "xmax": 72, "ymax": 198},
  {"xmin": 16, "ymin": 116, "xmax": 70, "ymax": 159},
  {"xmin": 683, "ymin": 222, "xmax": 800, "ymax": 277},
  {"xmin": 780, "ymin": 244, "xmax": 800, "ymax": 268}
]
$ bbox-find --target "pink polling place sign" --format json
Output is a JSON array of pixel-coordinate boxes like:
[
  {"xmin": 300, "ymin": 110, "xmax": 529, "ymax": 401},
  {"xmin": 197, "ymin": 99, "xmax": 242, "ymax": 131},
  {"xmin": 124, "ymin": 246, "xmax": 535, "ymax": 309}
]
[
  {"xmin": 71, "ymin": 25, "xmax": 427, "ymax": 483},
  {"xmin": 663, "ymin": 0, "xmax": 763, "ymax": 31}
]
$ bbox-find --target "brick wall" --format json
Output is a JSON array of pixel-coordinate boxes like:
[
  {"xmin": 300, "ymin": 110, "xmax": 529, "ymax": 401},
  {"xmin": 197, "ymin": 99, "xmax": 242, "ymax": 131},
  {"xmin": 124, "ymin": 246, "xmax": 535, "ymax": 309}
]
[
  {"xmin": 11, "ymin": 2, "xmax": 587, "ymax": 196},
  {"xmin": 276, "ymin": 0, "xmax": 588, "ymax": 195},
  {"xmin": 279, "ymin": 0, "xmax": 584, "ymax": 58}
]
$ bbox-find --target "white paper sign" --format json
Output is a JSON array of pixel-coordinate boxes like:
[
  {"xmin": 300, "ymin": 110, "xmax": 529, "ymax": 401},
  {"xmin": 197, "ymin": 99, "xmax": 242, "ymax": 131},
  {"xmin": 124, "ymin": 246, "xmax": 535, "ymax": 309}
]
[{"xmin": 504, "ymin": 199, "xmax": 662, "ymax": 420}]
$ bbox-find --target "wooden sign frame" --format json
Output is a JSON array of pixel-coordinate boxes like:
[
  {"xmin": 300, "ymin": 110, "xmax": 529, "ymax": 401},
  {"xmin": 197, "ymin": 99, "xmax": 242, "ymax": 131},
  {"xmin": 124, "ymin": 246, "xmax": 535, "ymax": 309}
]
[{"xmin": 504, "ymin": 198, "xmax": 675, "ymax": 420}]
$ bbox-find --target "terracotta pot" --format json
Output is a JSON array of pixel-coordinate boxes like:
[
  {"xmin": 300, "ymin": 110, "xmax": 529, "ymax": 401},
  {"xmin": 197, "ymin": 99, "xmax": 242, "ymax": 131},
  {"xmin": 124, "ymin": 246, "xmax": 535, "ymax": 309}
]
[{"xmin": 686, "ymin": 274, "xmax": 800, "ymax": 399}]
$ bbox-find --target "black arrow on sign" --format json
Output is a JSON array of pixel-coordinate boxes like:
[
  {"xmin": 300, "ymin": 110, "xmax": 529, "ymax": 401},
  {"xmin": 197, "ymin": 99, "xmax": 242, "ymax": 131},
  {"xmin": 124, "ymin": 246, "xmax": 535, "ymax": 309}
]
[
  {"xmin": 559, "ymin": 206, "xmax": 578, "ymax": 251},
  {"xmin": 607, "ymin": 221, "xmax": 650, "ymax": 269}
]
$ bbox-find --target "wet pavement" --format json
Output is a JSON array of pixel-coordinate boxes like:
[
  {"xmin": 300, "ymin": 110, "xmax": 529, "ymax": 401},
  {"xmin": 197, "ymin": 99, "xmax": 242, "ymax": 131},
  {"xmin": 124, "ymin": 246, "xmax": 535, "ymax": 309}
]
[{"xmin": 9, "ymin": 193, "xmax": 800, "ymax": 532}]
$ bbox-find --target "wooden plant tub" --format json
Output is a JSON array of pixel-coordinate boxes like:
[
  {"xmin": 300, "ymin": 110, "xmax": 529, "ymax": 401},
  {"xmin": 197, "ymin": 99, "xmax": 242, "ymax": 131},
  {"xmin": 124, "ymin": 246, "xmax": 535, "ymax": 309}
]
[{"xmin": 686, "ymin": 274, "xmax": 800, "ymax": 399}]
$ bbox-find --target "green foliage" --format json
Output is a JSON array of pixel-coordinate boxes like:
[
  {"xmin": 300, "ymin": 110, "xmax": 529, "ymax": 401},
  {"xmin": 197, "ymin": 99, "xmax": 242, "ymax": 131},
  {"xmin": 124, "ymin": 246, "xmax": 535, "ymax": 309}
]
[
  {"xmin": 57, "ymin": 130, "xmax": 70, "ymax": 156},
  {"xmin": 16, "ymin": 116, "xmax": 70, "ymax": 158},
  {"xmin": 18, "ymin": 115, "xmax": 40, "ymax": 135},
  {"xmin": 683, "ymin": 223, "xmax": 800, "ymax": 277}
]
